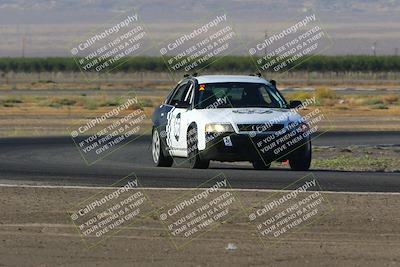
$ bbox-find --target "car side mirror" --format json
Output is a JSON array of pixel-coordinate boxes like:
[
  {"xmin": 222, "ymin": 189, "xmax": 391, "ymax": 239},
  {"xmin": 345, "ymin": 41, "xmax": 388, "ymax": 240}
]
[
  {"xmin": 174, "ymin": 101, "xmax": 190, "ymax": 109},
  {"xmin": 289, "ymin": 100, "xmax": 302, "ymax": 108}
]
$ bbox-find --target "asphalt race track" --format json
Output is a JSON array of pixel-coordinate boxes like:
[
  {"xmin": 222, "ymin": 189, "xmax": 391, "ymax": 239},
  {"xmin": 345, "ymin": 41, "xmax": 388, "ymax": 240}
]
[{"xmin": 0, "ymin": 131, "xmax": 399, "ymax": 192}]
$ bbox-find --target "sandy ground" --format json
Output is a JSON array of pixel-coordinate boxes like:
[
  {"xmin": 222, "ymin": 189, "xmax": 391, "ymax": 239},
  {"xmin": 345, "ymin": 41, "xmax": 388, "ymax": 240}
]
[{"xmin": 0, "ymin": 185, "xmax": 399, "ymax": 267}]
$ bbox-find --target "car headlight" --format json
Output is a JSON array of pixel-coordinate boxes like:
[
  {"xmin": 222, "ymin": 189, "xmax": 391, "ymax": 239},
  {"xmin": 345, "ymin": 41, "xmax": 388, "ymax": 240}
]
[{"xmin": 205, "ymin": 123, "xmax": 234, "ymax": 133}]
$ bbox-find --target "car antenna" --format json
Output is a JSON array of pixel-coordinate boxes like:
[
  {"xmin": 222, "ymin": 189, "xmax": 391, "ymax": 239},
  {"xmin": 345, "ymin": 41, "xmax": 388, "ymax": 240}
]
[{"xmin": 270, "ymin": 79, "xmax": 277, "ymax": 87}]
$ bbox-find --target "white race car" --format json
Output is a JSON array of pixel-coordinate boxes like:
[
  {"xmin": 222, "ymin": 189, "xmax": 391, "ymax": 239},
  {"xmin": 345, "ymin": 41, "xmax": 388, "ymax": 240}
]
[{"xmin": 151, "ymin": 74, "xmax": 311, "ymax": 170}]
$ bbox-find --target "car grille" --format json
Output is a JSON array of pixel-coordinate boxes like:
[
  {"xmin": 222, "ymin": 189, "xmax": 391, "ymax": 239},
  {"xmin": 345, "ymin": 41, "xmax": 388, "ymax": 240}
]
[{"xmin": 237, "ymin": 123, "xmax": 284, "ymax": 132}]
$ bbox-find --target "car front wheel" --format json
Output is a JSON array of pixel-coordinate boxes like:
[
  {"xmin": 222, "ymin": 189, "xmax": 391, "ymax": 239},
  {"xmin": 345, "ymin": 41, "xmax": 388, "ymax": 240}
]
[
  {"xmin": 187, "ymin": 126, "xmax": 209, "ymax": 169},
  {"xmin": 289, "ymin": 141, "xmax": 312, "ymax": 171}
]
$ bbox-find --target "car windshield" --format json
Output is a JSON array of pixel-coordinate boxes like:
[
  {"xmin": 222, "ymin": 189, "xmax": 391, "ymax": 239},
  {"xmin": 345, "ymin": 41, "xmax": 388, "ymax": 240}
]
[{"xmin": 194, "ymin": 82, "xmax": 287, "ymax": 109}]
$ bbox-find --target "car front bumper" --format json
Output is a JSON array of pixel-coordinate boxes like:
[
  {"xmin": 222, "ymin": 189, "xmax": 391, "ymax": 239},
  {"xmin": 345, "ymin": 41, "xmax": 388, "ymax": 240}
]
[{"xmin": 200, "ymin": 131, "xmax": 311, "ymax": 162}]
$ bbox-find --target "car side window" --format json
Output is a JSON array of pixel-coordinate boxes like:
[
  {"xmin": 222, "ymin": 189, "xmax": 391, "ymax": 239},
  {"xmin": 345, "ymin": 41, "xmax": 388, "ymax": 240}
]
[
  {"xmin": 164, "ymin": 84, "xmax": 179, "ymax": 104},
  {"xmin": 169, "ymin": 82, "xmax": 190, "ymax": 106}
]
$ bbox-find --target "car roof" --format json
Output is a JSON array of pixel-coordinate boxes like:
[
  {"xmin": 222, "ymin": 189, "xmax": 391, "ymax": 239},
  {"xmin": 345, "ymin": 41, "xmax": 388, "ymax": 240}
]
[{"xmin": 193, "ymin": 75, "xmax": 271, "ymax": 85}]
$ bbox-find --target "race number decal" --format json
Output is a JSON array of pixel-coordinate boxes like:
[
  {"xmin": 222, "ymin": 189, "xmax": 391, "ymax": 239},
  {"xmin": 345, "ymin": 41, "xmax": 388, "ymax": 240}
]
[{"xmin": 173, "ymin": 113, "xmax": 181, "ymax": 141}]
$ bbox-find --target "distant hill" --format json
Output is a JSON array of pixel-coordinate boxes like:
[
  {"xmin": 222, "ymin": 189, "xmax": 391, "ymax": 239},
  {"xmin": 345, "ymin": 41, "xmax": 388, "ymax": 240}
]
[{"xmin": 0, "ymin": 0, "xmax": 399, "ymax": 56}]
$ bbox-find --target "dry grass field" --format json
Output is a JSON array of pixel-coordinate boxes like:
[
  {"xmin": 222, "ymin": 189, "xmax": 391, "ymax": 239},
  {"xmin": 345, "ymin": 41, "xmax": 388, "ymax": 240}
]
[{"xmin": 0, "ymin": 71, "xmax": 399, "ymax": 136}]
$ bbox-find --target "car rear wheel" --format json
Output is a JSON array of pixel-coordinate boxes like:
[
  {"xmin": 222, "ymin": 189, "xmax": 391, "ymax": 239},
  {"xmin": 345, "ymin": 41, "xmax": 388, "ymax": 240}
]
[
  {"xmin": 289, "ymin": 141, "xmax": 311, "ymax": 171},
  {"xmin": 152, "ymin": 129, "xmax": 173, "ymax": 167},
  {"xmin": 187, "ymin": 126, "xmax": 209, "ymax": 169},
  {"xmin": 252, "ymin": 160, "xmax": 271, "ymax": 170}
]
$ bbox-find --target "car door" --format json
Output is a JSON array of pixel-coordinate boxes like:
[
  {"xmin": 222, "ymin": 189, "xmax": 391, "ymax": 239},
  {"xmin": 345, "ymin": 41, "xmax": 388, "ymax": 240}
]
[{"xmin": 166, "ymin": 80, "xmax": 193, "ymax": 156}]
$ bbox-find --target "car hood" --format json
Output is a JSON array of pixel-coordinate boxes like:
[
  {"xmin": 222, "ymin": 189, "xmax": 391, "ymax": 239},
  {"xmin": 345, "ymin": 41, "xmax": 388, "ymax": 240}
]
[{"xmin": 193, "ymin": 107, "xmax": 302, "ymax": 126}]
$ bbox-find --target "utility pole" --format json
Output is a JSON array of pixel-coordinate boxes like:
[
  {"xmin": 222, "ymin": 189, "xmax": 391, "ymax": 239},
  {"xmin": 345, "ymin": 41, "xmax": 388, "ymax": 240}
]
[
  {"xmin": 372, "ymin": 41, "xmax": 377, "ymax": 56},
  {"xmin": 22, "ymin": 34, "xmax": 26, "ymax": 58},
  {"xmin": 264, "ymin": 30, "xmax": 268, "ymax": 57}
]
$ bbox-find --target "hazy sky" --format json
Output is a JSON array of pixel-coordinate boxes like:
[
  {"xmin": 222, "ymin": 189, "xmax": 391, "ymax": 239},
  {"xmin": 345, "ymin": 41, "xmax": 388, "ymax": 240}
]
[{"xmin": 0, "ymin": 0, "xmax": 399, "ymax": 56}]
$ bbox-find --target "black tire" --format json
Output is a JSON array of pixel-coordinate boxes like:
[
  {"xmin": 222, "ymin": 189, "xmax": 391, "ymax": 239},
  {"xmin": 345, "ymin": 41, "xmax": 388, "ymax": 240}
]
[
  {"xmin": 289, "ymin": 141, "xmax": 312, "ymax": 171},
  {"xmin": 252, "ymin": 160, "xmax": 271, "ymax": 170},
  {"xmin": 152, "ymin": 129, "xmax": 173, "ymax": 167},
  {"xmin": 187, "ymin": 126, "xmax": 209, "ymax": 169}
]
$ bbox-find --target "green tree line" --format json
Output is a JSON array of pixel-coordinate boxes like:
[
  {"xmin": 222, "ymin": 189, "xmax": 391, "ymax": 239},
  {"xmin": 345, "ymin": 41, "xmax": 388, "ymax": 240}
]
[{"xmin": 0, "ymin": 55, "xmax": 399, "ymax": 73}]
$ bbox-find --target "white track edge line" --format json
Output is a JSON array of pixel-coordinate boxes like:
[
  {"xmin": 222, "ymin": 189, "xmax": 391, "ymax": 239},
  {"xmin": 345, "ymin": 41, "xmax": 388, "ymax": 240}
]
[{"xmin": 0, "ymin": 183, "xmax": 399, "ymax": 195}]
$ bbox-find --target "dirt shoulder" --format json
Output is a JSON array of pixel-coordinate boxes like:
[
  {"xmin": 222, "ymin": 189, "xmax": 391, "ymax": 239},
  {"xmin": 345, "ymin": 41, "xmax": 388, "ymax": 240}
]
[{"xmin": 0, "ymin": 186, "xmax": 399, "ymax": 267}]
